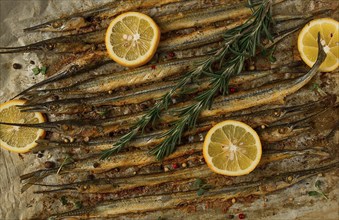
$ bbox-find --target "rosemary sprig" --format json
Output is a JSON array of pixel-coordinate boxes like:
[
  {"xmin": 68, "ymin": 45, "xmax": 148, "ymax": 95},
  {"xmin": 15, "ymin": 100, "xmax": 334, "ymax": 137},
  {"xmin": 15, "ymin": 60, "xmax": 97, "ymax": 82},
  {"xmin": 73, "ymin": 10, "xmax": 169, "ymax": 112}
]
[
  {"xmin": 150, "ymin": 0, "xmax": 273, "ymax": 159},
  {"xmin": 101, "ymin": 0, "xmax": 273, "ymax": 160}
]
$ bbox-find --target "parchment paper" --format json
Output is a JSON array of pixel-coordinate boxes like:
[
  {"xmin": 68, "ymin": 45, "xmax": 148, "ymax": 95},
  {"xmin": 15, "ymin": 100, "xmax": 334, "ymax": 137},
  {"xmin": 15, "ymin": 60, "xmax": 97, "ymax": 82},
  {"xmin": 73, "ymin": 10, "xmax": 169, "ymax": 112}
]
[{"xmin": 0, "ymin": 1, "xmax": 338, "ymax": 220}]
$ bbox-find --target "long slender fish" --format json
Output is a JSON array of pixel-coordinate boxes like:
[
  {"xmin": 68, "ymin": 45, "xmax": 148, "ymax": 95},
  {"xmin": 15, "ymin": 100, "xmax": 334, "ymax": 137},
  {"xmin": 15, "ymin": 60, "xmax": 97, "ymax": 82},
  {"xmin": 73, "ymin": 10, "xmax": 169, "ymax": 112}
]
[
  {"xmin": 19, "ymin": 67, "xmax": 288, "ymax": 114},
  {"xmin": 1, "ymin": 50, "xmax": 327, "ymax": 138},
  {"xmin": 16, "ymin": 21, "xmax": 303, "ymax": 102},
  {"xmin": 0, "ymin": 1, "xmax": 251, "ymax": 54},
  {"xmin": 30, "ymin": 95, "xmax": 334, "ymax": 153},
  {"xmin": 23, "ymin": 0, "xmax": 198, "ymax": 33},
  {"xmin": 6, "ymin": 65, "xmax": 311, "ymax": 137},
  {"xmin": 21, "ymin": 99, "xmax": 336, "ymax": 189},
  {"xmin": 49, "ymin": 162, "xmax": 339, "ymax": 218},
  {"xmin": 33, "ymin": 146, "xmax": 328, "ymax": 194}
]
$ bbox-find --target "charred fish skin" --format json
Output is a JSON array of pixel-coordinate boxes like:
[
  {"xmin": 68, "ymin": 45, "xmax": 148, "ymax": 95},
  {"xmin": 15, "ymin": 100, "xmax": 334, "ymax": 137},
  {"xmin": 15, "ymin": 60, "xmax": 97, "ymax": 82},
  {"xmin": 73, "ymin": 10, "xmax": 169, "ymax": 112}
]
[
  {"xmin": 49, "ymin": 161, "xmax": 339, "ymax": 218},
  {"xmin": 32, "ymin": 141, "xmax": 333, "ymax": 195},
  {"xmin": 18, "ymin": 67, "xmax": 279, "ymax": 114},
  {"xmin": 22, "ymin": 102, "xmax": 336, "ymax": 190},
  {"xmin": 23, "ymin": 0, "xmax": 183, "ymax": 33},
  {"xmin": 30, "ymin": 56, "xmax": 206, "ymax": 97},
  {"xmin": 203, "ymin": 37, "xmax": 326, "ymax": 118}
]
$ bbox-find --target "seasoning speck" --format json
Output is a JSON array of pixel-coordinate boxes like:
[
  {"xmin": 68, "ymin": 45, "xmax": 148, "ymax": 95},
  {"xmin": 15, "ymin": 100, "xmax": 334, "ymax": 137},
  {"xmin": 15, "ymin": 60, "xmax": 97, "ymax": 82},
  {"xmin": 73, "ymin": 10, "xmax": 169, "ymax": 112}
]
[
  {"xmin": 168, "ymin": 52, "xmax": 175, "ymax": 58},
  {"xmin": 238, "ymin": 213, "xmax": 246, "ymax": 219},
  {"xmin": 13, "ymin": 63, "xmax": 22, "ymax": 69},
  {"xmin": 231, "ymin": 198, "xmax": 236, "ymax": 203},
  {"xmin": 44, "ymin": 161, "xmax": 56, "ymax": 169},
  {"xmin": 93, "ymin": 162, "xmax": 100, "ymax": 168},
  {"xmin": 172, "ymin": 163, "xmax": 179, "ymax": 169},
  {"xmin": 30, "ymin": 60, "xmax": 35, "ymax": 65}
]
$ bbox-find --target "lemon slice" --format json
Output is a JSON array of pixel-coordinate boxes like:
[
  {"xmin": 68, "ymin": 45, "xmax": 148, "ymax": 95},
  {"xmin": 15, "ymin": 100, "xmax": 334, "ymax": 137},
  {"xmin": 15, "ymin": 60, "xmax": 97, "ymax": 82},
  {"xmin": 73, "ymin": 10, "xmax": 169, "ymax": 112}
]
[
  {"xmin": 0, "ymin": 99, "xmax": 46, "ymax": 153},
  {"xmin": 298, "ymin": 17, "xmax": 338, "ymax": 72},
  {"xmin": 105, "ymin": 12, "xmax": 160, "ymax": 68},
  {"xmin": 203, "ymin": 120, "xmax": 262, "ymax": 176}
]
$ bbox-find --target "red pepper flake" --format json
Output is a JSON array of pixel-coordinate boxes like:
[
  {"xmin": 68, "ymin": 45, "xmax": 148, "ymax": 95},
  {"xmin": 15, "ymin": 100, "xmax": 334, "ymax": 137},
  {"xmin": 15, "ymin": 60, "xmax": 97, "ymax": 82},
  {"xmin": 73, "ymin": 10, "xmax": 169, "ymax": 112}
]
[
  {"xmin": 229, "ymin": 87, "xmax": 237, "ymax": 93},
  {"xmin": 151, "ymin": 65, "xmax": 156, "ymax": 70},
  {"xmin": 172, "ymin": 163, "xmax": 179, "ymax": 169},
  {"xmin": 168, "ymin": 52, "xmax": 175, "ymax": 58},
  {"xmin": 238, "ymin": 213, "xmax": 246, "ymax": 219}
]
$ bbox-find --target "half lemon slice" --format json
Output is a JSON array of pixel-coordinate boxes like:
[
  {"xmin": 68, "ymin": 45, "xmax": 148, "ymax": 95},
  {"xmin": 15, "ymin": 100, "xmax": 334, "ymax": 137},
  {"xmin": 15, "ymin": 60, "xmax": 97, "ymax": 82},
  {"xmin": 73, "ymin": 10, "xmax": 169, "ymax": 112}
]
[
  {"xmin": 0, "ymin": 99, "xmax": 46, "ymax": 153},
  {"xmin": 105, "ymin": 12, "xmax": 160, "ymax": 68},
  {"xmin": 203, "ymin": 120, "xmax": 262, "ymax": 176},
  {"xmin": 297, "ymin": 18, "xmax": 338, "ymax": 72}
]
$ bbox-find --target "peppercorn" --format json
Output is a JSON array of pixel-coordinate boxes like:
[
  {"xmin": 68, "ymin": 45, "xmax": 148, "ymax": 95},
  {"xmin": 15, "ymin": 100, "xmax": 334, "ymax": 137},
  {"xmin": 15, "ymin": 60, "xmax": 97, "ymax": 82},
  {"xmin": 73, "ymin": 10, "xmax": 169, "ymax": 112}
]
[
  {"xmin": 238, "ymin": 213, "xmax": 245, "ymax": 219},
  {"xmin": 93, "ymin": 162, "xmax": 100, "ymax": 168},
  {"xmin": 13, "ymin": 63, "xmax": 22, "ymax": 69},
  {"xmin": 44, "ymin": 161, "xmax": 56, "ymax": 169},
  {"xmin": 172, "ymin": 163, "xmax": 179, "ymax": 169},
  {"xmin": 168, "ymin": 52, "xmax": 175, "ymax": 58},
  {"xmin": 229, "ymin": 87, "xmax": 237, "ymax": 93}
]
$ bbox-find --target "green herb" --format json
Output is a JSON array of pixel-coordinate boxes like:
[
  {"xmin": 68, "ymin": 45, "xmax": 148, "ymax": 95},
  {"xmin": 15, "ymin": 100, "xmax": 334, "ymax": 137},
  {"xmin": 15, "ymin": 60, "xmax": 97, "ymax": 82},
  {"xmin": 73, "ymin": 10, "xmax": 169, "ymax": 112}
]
[
  {"xmin": 74, "ymin": 201, "xmax": 83, "ymax": 209},
  {"xmin": 308, "ymin": 191, "xmax": 322, "ymax": 197},
  {"xmin": 193, "ymin": 178, "xmax": 212, "ymax": 196},
  {"xmin": 60, "ymin": 196, "xmax": 68, "ymax": 205},
  {"xmin": 101, "ymin": 0, "xmax": 274, "ymax": 160},
  {"xmin": 315, "ymin": 180, "xmax": 322, "ymax": 189},
  {"xmin": 308, "ymin": 180, "xmax": 328, "ymax": 199},
  {"xmin": 311, "ymin": 83, "xmax": 320, "ymax": 91},
  {"xmin": 193, "ymin": 178, "xmax": 204, "ymax": 188},
  {"xmin": 32, "ymin": 67, "xmax": 40, "ymax": 75},
  {"xmin": 97, "ymin": 110, "xmax": 108, "ymax": 116},
  {"xmin": 40, "ymin": 66, "xmax": 47, "ymax": 75},
  {"xmin": 32, "ymin": 66, "xmax": 47, "ymax": 75},
  {"xmin": 56, "ymin": 155, "xmax": 74, "ymax": 174},
  {"xmin": 197, "ymin": 188, "xmax": 206, "ymax": 196}
]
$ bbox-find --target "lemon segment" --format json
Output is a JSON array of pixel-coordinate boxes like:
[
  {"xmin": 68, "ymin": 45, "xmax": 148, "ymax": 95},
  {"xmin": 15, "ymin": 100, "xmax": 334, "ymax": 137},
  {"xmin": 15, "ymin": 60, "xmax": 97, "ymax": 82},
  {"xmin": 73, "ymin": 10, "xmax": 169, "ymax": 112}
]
[
  {"xmin": 0, "ymin": 99, "xmax": 46, "ymax": 153},
  {"xmin": 105, "ymin": 12, "xmax": 160, "ymax": 68},
  {"xmin": 203, "ymin": 120, "xmax": 262, "ymax": 176},
  {"xmin": 297, "ymin": 18, "xmax": 339, "ymax": 72}
]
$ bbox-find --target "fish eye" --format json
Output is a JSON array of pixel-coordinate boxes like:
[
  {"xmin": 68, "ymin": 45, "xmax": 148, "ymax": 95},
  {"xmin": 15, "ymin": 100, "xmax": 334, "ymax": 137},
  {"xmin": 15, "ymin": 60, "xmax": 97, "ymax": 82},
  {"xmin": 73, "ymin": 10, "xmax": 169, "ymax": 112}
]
[
  {"xmin": 52, "ymin": 21, "xmax": 62, "ymax": 28},
  {"xmin": 47, "ymin": 44, "xmax": 55, "ymax": 50},
  {"xmin": 278, "ymin": 128, "xmax": 287, "ymax": 134}
]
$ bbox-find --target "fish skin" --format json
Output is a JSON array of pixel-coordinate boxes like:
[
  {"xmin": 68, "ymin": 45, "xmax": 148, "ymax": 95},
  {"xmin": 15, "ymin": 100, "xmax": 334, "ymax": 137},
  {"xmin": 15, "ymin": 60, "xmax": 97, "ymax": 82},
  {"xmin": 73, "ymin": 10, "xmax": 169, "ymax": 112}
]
[
  {"xmin": 21, "ymin": 100, "xmax": 336, "ymax": 189},
  {"xmin": 33, "ymin": 141, "xmax": 333, "ymax": 194},
  {"xmin": 2, "ymin": 68, "xmax": 330, "ymax": 140},
  {"xmin": 30, "ymin": 95, "xmax": 334, "ymax": 154},
  {"xmin": 201, "ymin": 38, "xmax": 327, "ymax": 118},
  {"xmin": 7, "ymin": 68, "xmax": 312, "ymax": 137},
  {"xmin": 49, "ymin": 161, "xmax": 339, "ymax": 218},
  {"xmin": 12, "ymin": 51, "xmax": 110, "ymax": 100},
  {"xmin": 19, "ymin": 68, "xmax": 279, "ymax": 114},
  {"xmin": 0, "ymin": 1, "xmax": 249, "ymax": 54},
  {"xmin": 2, "ymin": 0, "xmax": 327, "ymax": 55},
  {"xmin": 23, "ymin": 0, "xmax": 183, "ymax": 33},
  {"xmin": 39, "ymin": 56, "xmax": 205, "ymax": 96}
]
